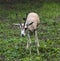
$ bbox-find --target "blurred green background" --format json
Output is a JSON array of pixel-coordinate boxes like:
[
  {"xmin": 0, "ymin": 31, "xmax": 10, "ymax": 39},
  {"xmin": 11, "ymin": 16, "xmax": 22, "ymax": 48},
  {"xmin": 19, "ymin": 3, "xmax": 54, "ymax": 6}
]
[{"xmin": 0, "ymin": 0, "xmax": 60, "ymax": 61}]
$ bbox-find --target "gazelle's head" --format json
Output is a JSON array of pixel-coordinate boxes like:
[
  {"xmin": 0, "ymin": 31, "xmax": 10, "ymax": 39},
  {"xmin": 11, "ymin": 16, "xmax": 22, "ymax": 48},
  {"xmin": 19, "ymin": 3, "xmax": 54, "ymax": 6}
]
[
  {"xmin": 13, "ymin": 23, "xmax": 26, "ymax": 37},
  {"xmin": 13, "ymin": 22, "xmax": 33, "ymax": 37},
  {"xmin": 13, "ymin": 12, "xmax": 33, "ymax": 37},
  {"xmin": 20, "ymin": 23, "xmax": 26, "ymax": 37}
]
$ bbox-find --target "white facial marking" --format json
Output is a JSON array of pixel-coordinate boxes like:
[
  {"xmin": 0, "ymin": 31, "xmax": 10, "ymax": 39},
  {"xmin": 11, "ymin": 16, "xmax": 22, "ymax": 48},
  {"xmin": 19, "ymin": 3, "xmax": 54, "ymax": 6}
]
[
  {"xmin": 21, "ymin": 23, "xmax": 24, "ymax": 26},
  {"xmin": 20, "ymin": 23, "xmax": 26, "ymax": 36},
  {"xmin": 21, "ymin": 30, "xmax": 25, "ymax": 36},
  {"xmin": 25, "ymin": 25, "xmax": 27, "ymax": 28}
]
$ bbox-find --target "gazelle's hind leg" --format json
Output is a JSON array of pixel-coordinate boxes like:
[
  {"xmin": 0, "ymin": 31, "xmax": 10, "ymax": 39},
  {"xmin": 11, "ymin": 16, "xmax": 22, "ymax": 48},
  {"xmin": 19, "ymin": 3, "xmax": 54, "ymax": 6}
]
[
  {"xmin": 35, "ymin": 30, "xmax": 39, "ymax": 55},
  {"xmin": 27, "ymin": 31, "xmax": 31, "ymax": 55}
]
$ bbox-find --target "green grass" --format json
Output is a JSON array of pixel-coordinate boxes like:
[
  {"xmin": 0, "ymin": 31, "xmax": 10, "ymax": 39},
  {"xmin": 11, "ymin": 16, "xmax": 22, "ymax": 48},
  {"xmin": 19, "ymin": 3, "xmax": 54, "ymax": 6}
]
[{"xmin": 0, "ymin": 2, "xmax": 60, "ymax": 61}]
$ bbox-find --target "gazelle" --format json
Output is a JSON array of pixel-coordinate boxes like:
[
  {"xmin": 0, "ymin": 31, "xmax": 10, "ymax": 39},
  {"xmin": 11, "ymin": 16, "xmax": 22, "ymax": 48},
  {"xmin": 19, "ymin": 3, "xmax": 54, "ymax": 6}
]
[{"xmin": 13, "ymin": 12, "xmax": 40, "ymax": 55}]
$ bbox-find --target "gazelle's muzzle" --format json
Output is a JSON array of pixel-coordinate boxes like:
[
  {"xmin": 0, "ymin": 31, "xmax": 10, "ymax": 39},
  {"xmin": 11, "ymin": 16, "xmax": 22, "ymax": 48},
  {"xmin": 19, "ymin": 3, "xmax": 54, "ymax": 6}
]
[
  {"xmin": 21, "ymin": 34, "xmax": 25, "ymax": 37},
  {"xmin": 21, "ymin": 29, "xmax": 26, "ymax": 37}
]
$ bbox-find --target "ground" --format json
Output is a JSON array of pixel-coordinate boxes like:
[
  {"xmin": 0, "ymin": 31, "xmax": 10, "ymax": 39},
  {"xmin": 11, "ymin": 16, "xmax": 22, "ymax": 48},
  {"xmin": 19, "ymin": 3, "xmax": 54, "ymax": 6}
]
[{"xmin": 0, "ymin": 2, "xmax": 60, "ymax": 61}]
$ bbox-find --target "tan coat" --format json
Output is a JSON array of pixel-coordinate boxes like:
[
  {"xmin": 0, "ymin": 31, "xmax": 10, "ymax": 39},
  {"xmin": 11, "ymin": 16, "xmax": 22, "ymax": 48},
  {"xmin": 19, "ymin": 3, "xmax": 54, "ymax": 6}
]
[{"xmin": 25, "ymin": 12, "xmax": 40, "ymax": 31}]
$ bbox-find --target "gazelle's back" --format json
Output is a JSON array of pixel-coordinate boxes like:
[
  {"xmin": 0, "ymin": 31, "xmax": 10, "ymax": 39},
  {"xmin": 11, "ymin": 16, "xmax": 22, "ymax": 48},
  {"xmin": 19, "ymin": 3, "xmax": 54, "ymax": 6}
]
[{"xmin": 25, "ymin": 12, "xmax": 40, "ymax": 31}]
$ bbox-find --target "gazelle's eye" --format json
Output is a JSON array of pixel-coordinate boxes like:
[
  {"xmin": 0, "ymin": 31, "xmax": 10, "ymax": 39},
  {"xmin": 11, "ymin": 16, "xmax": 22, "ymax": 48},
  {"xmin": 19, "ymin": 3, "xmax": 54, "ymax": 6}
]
[
  {"xmin": 25, "ymin": 25, "xmax": 27, "ymax": 30},
  {"xmin": 25, "ymin": 28, "xmax": 27, "ymax": 30}
]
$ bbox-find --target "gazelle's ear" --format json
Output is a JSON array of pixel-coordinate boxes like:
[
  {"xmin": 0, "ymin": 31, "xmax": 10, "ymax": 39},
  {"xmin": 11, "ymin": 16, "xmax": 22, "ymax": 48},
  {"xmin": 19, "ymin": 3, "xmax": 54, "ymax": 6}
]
[
  {"xmin": 13, "ymin": 23, "xmax": 22, "ymax": 28},
  {"xmin": 13, "ymin": 23, "xmax": 20, "ymax": 26}
]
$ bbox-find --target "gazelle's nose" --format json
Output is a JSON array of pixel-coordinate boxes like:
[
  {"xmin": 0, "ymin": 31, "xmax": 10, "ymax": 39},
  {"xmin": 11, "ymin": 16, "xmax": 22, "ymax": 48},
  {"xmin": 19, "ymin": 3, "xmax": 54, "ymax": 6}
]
[{"xmin": 21, "ymin": 34, "xmax": 25, "ymax": 37}]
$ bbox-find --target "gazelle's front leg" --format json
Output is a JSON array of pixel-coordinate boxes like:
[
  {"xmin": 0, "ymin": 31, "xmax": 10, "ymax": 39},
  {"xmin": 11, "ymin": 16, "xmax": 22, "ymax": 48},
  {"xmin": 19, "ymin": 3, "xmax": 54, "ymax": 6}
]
[
  {"xmin": 35, "ymin": 30, "xmax": 40, "ymax": 54},
  {"xmin": 27, "ymin": 31, "xmax": 31, "ymax": 48},
  {"xmin": 27, "ymin": 31, "xmax": 31, "ymax": 55}
]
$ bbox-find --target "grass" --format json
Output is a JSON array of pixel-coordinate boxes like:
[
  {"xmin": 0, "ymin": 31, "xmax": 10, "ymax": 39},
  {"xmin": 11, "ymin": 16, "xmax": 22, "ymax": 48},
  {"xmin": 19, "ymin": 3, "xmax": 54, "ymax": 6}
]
[{"xmin": 0, "ymin": 2, "xmax": 60, "ymax": 61}]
